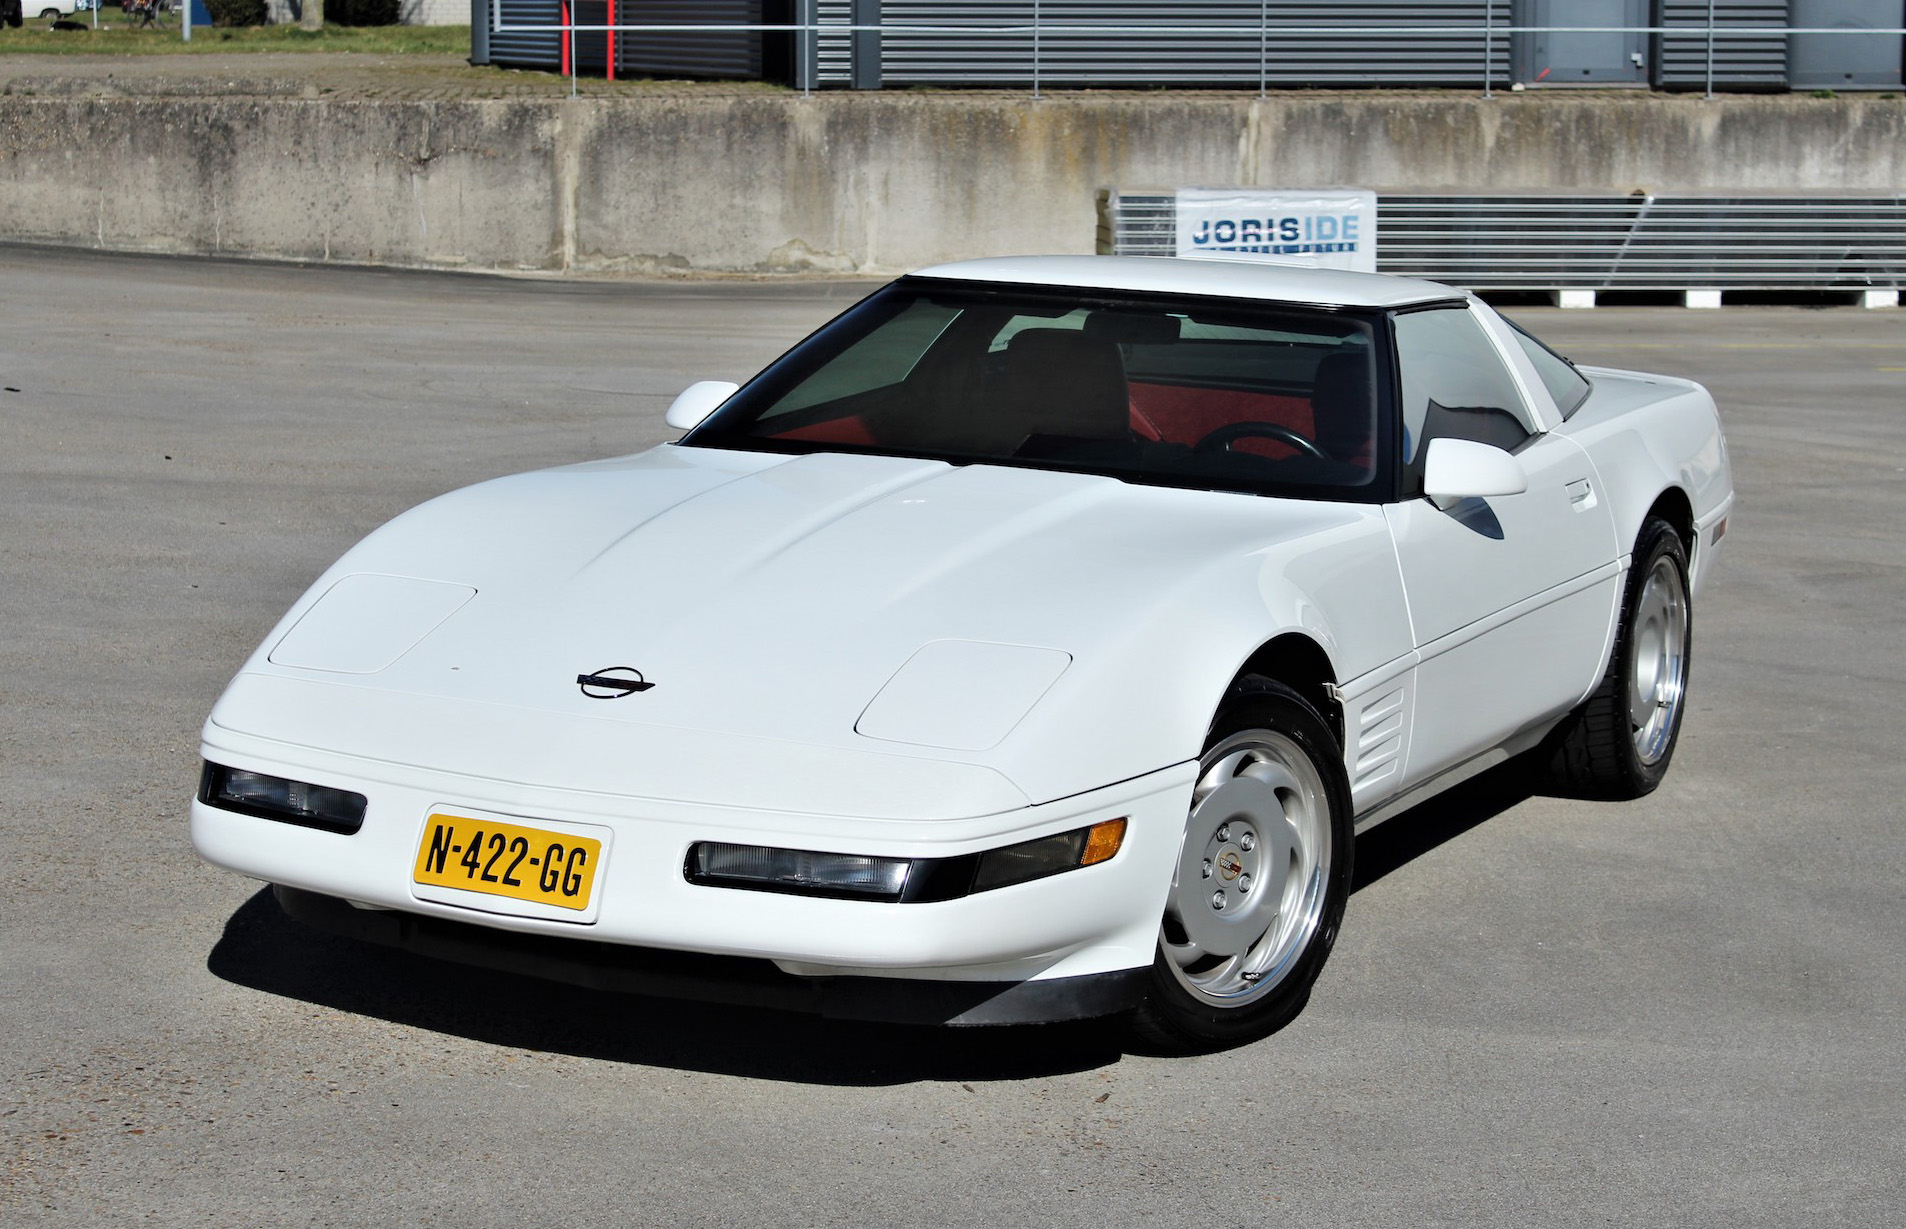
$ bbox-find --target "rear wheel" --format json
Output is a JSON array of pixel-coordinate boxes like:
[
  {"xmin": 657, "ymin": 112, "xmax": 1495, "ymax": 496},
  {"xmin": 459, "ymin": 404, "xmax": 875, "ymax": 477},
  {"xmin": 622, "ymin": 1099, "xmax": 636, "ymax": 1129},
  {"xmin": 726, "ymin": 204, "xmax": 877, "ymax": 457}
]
[
  {"xmin": 1131, "ymin": 678, "xmax": 1353, "ymax": 1052},
  {"xmin": 1546, "ymin": 517, "xmax": 1691, "ymax": 798}
]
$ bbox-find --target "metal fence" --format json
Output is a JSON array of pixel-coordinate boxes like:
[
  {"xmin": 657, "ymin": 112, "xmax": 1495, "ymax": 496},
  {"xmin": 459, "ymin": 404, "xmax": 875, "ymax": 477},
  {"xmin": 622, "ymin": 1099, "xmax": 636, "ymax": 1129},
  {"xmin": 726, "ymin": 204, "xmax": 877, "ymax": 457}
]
[
  {"xmin": 1101, "ymin": 191, "xmax": 1906, "ymax": 292},
  {"xmin": 478, "ymin": 1, "xmax": 1906, "ymax": 96}
]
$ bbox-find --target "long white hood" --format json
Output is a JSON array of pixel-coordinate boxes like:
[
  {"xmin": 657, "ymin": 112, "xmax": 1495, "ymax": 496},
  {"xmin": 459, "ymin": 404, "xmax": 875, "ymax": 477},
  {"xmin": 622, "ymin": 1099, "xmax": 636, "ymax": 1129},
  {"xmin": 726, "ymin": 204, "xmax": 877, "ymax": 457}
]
[{"xmin": 209, "ymin": 445, "xmax": 1406, "ymax": 816}]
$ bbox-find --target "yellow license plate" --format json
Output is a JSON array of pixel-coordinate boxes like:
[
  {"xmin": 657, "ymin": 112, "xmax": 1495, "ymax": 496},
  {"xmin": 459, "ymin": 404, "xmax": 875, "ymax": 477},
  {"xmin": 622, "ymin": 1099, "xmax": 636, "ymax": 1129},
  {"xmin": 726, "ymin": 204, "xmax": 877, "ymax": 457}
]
[{"xmin": 413, "ymin": 814, "xmax": 603, "ymax": 911}]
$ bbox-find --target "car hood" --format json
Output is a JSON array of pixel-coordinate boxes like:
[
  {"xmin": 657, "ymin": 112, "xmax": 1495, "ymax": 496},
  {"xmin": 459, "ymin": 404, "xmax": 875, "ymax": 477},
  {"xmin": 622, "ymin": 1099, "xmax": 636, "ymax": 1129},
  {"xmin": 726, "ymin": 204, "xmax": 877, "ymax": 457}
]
[{"xmin": 215, "ymin": 445, "xmax": 1381, "ymax": 812}]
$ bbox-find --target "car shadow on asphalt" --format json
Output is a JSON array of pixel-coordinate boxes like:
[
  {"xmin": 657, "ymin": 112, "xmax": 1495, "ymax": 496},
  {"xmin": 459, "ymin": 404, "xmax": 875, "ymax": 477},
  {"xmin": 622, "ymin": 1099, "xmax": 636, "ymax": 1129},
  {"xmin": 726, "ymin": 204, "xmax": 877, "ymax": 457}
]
[
  {"xmin": 206, "ymin": 887, "xmax": 1128, "ymax": 1085},
  {"xmin": 205, "ymin": 759, "xmax": 1535, "ymax": 1084},
  {"xmin": 1350, "ymin": 757, "xmax": 1536, "ymax": 893}
]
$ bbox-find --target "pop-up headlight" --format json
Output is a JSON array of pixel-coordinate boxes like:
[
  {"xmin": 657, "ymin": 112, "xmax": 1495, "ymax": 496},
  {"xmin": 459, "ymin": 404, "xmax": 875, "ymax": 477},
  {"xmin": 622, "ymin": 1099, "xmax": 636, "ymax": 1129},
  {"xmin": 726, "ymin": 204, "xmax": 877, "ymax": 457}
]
[{"xmin": 198, "ymin": 762, "xmax": 367, "ymax": 835}]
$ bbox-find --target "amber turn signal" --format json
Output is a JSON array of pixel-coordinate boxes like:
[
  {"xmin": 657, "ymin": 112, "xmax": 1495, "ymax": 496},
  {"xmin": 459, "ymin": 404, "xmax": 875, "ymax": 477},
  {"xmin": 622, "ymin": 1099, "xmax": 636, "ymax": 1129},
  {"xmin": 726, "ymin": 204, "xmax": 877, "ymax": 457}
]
[{"xmin": 1080, "ymin": 817, "xmax": 1127, "ymax": 866}]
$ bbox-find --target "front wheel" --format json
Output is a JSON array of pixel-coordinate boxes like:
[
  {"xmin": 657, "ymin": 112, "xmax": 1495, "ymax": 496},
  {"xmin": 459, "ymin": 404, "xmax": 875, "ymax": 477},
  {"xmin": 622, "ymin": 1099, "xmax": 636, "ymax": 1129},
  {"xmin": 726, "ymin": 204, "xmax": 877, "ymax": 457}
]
[{"xmin": 1131, "ymin": 678, "xmax": 1353, "ymax": 1052}]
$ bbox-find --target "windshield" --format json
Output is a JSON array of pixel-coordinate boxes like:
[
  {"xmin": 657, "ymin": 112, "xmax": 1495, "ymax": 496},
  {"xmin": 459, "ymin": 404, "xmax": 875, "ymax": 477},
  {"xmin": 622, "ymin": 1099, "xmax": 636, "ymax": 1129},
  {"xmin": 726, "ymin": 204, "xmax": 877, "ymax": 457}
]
[{"xmin": 681, "ymin": 278, "xmax": 1393, "ymax": 502}]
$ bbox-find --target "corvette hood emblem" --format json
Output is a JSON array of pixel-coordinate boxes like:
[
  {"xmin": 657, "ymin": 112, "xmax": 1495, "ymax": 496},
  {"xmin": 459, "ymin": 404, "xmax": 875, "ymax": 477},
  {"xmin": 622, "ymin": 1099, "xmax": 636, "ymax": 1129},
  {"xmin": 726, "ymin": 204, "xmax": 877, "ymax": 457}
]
[{"xmin": 576, "ymin": 667, "xmax": 654, "ymax": 699}]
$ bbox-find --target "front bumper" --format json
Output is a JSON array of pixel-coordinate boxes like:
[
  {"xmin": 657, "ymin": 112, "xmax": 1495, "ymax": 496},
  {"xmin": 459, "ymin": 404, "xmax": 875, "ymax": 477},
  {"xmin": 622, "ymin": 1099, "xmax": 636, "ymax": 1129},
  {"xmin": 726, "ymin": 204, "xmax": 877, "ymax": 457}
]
[
  {"xmin": 193, "ymin": 727, "xmax": 1194, "ymax": 993},
  {"xmin": 273, "ymin": 886, "xmax": 1152, "ymax": 1026}
]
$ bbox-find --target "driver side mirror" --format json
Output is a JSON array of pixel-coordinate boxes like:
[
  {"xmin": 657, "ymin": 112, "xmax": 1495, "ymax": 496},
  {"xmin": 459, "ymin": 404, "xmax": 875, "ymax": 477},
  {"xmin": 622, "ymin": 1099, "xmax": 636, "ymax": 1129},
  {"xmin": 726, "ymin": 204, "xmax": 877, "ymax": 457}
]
[
  {"xmin": 1422, "ymin": 437, "xmax": 1529, "ymax": 509},
  {"xmin": 664, "ymin": 380, "xmax": 740, "ymax": 432}
]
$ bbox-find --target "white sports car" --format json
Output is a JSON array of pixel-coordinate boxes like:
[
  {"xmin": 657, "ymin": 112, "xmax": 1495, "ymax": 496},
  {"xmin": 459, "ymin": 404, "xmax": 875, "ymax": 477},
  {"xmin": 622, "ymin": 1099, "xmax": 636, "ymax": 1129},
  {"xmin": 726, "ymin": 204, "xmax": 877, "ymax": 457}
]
[{"xmin": 192, "ymin": 257, "xmax": 1732, "ymax": 1051}]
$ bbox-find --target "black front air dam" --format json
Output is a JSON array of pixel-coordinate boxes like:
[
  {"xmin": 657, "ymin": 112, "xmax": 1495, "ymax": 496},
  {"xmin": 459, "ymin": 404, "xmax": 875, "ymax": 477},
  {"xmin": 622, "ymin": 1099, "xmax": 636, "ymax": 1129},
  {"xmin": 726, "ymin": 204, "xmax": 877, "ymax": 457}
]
[{"xmin": 272, "ymin": 886, "xmax": 1148, "ymax": 1027}]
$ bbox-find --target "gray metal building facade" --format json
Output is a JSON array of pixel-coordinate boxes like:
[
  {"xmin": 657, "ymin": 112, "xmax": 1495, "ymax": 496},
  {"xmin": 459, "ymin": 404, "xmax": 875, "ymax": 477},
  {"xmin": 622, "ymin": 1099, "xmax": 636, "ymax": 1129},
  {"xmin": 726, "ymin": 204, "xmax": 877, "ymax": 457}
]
[{"xmin": 477, "ymin": 0, "xmax": 1904, "ymax": 93}]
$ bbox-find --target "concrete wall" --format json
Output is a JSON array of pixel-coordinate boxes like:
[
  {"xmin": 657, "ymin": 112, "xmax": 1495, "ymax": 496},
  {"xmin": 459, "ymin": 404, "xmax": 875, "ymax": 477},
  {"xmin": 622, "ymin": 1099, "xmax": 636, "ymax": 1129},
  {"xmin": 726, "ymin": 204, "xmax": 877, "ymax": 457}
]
[
  {"xmin": 399, "ymin": 0, "xmax": 469, "ymax": 25},
  {"xmin": 1, "ymin": 93, "xmax": 1902, "ymax": 276},
  {"xmin": 263, "ymin": 0, "xmax": 464, "ymax": 23}
]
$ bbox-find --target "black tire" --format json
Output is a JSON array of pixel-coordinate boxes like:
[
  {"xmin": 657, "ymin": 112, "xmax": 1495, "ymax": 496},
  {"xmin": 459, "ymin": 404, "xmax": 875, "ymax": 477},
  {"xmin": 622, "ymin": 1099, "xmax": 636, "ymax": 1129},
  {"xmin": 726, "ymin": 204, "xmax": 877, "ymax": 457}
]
[
  {"xmin": 1130, "ymin": 677, "xmax": 1353, "ymax": 1053},
  {"xmin": 1545, "ymin": 517, "xmax": 1692, "ymax": 799}
]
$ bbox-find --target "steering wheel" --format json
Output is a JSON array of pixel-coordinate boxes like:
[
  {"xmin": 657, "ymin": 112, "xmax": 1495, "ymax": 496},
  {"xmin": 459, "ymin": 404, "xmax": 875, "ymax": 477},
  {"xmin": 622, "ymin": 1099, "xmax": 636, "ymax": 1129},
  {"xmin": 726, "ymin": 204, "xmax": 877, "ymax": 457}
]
[{"xmin": 1191, "ymin": 421, "xmax": 1329, "ymax": 460}]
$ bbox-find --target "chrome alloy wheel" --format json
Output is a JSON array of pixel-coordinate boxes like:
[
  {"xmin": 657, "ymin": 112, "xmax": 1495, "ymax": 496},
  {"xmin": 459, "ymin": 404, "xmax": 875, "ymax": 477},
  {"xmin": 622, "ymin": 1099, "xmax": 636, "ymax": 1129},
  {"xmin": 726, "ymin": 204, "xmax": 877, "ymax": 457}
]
[
  {"xmin": 1629, "ymin": 552, "xmax": 1689, "ymax": 767},
  {"xmin": 1161, "ymin": 730, "xmax": 1332, "ymax": 1008}
]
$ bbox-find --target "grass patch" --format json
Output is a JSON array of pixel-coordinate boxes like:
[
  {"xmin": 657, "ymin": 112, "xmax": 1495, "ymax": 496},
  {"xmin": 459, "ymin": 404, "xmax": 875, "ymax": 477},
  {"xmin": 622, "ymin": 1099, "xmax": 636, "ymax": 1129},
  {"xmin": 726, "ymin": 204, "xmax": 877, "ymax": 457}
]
[{"xmin": 0, "ymin": 17, "xmax": 468, "ymax": 55}]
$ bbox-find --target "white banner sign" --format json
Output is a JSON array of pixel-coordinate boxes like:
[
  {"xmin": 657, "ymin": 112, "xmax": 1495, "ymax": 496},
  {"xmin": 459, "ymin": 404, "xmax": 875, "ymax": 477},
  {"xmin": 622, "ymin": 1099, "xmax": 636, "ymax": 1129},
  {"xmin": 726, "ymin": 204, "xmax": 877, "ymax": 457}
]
[{"xmin": 1174, "ymin": 188, "xmax": 1378, "ymax": 272}]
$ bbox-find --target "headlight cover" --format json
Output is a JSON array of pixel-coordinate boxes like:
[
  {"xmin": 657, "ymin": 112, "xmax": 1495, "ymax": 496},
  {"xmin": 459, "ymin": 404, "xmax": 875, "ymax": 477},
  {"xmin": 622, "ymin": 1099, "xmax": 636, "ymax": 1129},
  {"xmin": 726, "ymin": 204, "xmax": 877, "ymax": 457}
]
[
  {"xmin": 854, "ymin": 640, "xmax": 1072, "ymax": 751},
  {"xmin": 267, "ymin": 574, "xmax": 475, "ymax": 674}
]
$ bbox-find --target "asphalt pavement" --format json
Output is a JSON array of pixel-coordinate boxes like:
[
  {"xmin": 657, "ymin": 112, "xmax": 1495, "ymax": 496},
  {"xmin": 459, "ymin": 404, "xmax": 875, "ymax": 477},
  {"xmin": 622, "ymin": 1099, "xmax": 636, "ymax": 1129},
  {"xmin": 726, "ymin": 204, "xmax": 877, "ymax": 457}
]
[{"xmin": 2, "ymin": 245, "xmax": 1902, "ymax": 1226}]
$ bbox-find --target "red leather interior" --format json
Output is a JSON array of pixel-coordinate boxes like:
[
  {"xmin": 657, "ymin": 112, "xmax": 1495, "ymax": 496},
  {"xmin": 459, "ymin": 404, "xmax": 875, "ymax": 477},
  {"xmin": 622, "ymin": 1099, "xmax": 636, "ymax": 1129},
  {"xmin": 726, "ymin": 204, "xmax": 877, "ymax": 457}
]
[
  {"xmin": 770, "ymin": 416, "xmax": 879, "ymax": 445},
  {"xmin": 764, "ymin": 379, "xmax": 1370, "ymax": 472},
  {"xmin": 1129, "ymin": 383, "xmax": 1316, "ymax": 458}
]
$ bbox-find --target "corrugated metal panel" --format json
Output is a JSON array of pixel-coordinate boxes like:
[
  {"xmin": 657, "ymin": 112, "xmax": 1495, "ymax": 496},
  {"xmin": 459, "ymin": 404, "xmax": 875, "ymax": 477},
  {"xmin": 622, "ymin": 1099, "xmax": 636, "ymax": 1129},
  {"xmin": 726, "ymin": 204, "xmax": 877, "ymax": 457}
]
[
  {"xmin": 1380, "ymin": 195, "xmax": 1906, "ymax": 288},
  {"xmin": 616, "ymin": 2, "xmax": 763, "ymax": 78},
  {"xmin": 816, "ymin": 0, "xmax": 854, "ymax": 80},
  {"xmin": 1654, "ymin": 0, "xmax": 1788, "ymax": 88},
  {"xmin": 1101, "ymin": 192, "xmax": 1906, "ymax": 289},
  {"xmin": 496, "ymin": 2, "xmax": 1895, "ymax": 90},
  {"xmin": 819, "ymin": 1, "xmax": 1511, "ymax": 88},
  {"xmin": 490, "ymin": 0, "xmax": 563, "ymax": 70},
  {"xmin": 490, "ymin": 0, "xmax": 763, "ymax": 77},
  {"xmin": 1098, "ymin": 189, "xmax": 1177, "ymax": 256}
]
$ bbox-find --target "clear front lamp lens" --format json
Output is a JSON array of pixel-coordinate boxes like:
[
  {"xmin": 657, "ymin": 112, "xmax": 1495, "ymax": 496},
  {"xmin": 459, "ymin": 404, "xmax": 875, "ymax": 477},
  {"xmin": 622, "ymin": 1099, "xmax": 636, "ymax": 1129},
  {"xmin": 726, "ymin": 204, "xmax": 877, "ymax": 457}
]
[
  {"xmin": 200, "ymin": 763, "xmax": 367, "ymax": 835},
  {"xmin": 686, "ymin": 818, "xmax": 1126, "ymax": 904},
  {"xmin": 972, "ymin": 818, "xmax": 1126, "ymax": 891},
  {"xmin": 972, "ymin": 830, "xmax": 1087, "ymax": 892},
  {"xmin": 691, "ymin": 843, "xmax": 911, "ymax": 901}
]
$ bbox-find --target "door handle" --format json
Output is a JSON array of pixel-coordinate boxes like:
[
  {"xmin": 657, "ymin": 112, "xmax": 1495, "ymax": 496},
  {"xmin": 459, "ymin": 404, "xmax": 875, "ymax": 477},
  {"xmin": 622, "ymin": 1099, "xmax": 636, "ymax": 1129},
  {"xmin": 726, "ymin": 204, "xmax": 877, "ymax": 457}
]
[{"xmin": 1566, "ymin": 478, "xmax": 1597, "ymax": 510}]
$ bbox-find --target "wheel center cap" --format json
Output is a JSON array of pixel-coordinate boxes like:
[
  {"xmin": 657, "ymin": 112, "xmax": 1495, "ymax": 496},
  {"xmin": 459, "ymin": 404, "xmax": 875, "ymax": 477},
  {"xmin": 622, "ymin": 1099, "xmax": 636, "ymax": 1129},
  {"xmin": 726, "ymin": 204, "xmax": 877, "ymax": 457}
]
[{"xmin": 1216, "ymin": 849, "xmax": 1244, "ymax": 881}]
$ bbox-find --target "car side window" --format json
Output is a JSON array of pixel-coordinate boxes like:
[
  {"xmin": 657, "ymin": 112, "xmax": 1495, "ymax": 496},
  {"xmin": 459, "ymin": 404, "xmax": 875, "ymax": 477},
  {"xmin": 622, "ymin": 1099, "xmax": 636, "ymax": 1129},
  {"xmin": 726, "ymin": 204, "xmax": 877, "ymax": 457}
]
[
  {"xmin": 1507, "ymin": 321, "xmax": 1592, "ymax": 419},
  {"xmin": 1392, "ymin": 307, "xmax": 1535, "ymax": 491}
]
